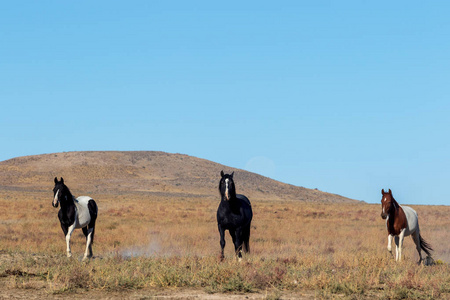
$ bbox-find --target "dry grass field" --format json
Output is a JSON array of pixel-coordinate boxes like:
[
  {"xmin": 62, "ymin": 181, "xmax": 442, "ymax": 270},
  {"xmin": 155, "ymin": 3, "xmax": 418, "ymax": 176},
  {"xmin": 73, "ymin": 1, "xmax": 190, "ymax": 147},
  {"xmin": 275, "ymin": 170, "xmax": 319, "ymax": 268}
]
[
  {"xmin": 0, "ymin": 190, "xmax": 449, "ymax": 299},
  {"xmin": 0, "ymin": 152, "xmax": 449, "ymax": 299}
]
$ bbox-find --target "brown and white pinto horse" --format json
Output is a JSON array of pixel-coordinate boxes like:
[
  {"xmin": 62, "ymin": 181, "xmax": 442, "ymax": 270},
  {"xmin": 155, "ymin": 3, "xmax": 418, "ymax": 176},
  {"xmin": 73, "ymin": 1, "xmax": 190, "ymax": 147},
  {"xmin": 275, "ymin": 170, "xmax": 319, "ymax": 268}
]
[{"xmin": 380, "ymin": 189, "xmax": 432, "ymax": 264}]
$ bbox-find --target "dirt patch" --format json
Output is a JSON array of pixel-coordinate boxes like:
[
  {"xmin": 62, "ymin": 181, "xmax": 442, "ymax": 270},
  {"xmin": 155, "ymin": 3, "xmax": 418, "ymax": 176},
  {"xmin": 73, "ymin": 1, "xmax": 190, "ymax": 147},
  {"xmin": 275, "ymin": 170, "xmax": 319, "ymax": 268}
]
[{"xmin": 0, "ymin": 286, "xmax": 314, "ymax": 300}]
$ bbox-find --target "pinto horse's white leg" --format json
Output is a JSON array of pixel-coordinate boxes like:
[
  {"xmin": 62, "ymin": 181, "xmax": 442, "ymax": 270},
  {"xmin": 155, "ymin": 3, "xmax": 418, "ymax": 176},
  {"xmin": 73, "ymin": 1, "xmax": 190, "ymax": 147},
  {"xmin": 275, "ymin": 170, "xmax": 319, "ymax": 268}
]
[
  {"xmin": 396, "ymin": 229, "xmax": 406, "ymax": 262},
  {"xmin": 65, "ymin": 223, "xmax": 76, "ymax": 258},
  {"xmin": 387, "ymin": 234, "xmax": 393, "ymax": 253},
  {"xmin": 82, "ymin": 228, "xmax": 94, "ymax": 261},
  {"xmin": 394, "ymin": 236, "xmax": 400, "ymax": 261}
]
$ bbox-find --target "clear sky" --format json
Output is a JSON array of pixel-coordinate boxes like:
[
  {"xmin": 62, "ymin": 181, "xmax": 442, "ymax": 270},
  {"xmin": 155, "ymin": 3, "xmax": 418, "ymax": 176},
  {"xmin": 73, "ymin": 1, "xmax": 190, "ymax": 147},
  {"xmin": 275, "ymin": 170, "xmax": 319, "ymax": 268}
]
[{"xmin": 1, "ymin": 2, "xmax": 449, "ymax": 205}]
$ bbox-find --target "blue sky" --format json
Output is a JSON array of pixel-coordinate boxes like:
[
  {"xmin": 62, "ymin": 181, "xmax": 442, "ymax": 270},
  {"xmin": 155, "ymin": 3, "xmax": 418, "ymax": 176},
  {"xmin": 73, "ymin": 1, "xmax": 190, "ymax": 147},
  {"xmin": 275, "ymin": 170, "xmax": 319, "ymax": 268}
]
[{"xmin": 1, "ymin": 1, "xmax": 449, "ymax": 205}]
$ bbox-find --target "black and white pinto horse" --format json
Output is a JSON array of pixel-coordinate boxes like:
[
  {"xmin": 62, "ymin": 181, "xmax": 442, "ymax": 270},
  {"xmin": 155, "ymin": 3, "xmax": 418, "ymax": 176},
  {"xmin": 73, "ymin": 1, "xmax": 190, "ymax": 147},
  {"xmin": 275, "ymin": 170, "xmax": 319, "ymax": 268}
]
[
  {"xmin": 217, "ymin": 171, "xmax": 253, "ymax": 261},
  {"xmin": 52, "ymin": 177, "xmax": 98, "ymax": 261}
]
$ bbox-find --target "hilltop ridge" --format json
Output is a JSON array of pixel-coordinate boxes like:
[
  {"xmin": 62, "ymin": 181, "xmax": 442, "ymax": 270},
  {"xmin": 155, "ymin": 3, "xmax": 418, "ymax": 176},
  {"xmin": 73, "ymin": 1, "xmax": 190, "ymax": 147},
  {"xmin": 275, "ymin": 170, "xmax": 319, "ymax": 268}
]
[{"xmin": 0, "ymin": 151, "xmax": 357, "ymax": 203}]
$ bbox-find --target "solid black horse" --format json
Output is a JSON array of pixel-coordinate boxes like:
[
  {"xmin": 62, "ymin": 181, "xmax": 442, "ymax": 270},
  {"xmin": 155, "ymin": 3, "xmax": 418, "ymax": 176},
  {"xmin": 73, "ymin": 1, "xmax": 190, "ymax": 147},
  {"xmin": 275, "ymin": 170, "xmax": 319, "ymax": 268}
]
[
  {"xmin": 52, "ymin": 177, "xmax": 98, "ymax": 260},
  {"xmin": 217, "ymin": 171, "xmax": 253, "ymax": 261}
]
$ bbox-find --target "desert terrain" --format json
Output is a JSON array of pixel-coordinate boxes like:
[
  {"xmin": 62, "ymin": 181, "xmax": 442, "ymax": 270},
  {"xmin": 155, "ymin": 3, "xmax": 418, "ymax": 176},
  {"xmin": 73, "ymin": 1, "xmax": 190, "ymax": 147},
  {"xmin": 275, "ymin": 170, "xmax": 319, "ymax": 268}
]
[{"xmin": 0, "ymin": 151, "xmax": 449, "ymax": 299}]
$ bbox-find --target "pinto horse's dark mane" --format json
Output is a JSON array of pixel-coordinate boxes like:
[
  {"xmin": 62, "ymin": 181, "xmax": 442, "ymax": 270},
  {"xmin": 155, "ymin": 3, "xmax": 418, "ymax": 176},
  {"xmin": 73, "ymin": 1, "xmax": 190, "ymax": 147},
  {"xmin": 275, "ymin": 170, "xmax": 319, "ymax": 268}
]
[
  {"xmin": 53, "ymin": 177, "xmax": 74, "ymax": 206},
  {"xmin": 392, "ymin": 198, "xmax": 399, "ymax": 210},
  {"xmin": 389, "ymin": 195, "xmax": 400, "ymax": 212}
]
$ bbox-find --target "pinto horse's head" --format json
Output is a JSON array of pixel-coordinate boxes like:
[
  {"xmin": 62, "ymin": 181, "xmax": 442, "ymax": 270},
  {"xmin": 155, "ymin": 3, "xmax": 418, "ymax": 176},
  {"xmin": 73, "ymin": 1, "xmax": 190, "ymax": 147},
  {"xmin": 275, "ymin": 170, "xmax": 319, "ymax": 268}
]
[
  {"xmin": 52, "ymin": 177, "xmax": 67, "ymax": 208},
  {"xmin": 380, "ymin": 189, "xmax": 394, "ymax": 219},
  {"xmin": 219, "ymin": 170, "xmax": 236, "ymax": 201}
]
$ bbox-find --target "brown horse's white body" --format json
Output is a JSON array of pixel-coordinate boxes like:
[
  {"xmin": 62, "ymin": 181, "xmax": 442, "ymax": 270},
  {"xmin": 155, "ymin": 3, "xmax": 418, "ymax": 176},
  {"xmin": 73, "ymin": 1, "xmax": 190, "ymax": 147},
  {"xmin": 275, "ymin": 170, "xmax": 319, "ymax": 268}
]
[{"xmin": 381, "ymin": 189, "xmax": 432, "ymax": 264}]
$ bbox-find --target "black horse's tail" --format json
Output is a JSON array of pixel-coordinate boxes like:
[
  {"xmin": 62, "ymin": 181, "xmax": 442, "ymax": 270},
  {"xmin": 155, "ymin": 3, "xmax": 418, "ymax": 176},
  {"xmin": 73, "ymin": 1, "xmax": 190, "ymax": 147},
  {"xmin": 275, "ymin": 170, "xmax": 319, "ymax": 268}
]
[{"xmin": 419, "ymin": 234, "xmax": 433, "ymax": 256}]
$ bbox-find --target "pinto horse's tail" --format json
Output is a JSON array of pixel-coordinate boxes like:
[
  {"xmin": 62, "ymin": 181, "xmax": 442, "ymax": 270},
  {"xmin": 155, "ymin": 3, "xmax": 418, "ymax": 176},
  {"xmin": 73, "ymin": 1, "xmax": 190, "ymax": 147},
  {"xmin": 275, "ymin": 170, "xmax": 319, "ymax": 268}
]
[
  {"xmin": 419, "ymin": 234, "xmax": 433, "ymax": 256},
  {"xmin": 87, "ymin": 200, "xmax": 98, "ymax": 244}
]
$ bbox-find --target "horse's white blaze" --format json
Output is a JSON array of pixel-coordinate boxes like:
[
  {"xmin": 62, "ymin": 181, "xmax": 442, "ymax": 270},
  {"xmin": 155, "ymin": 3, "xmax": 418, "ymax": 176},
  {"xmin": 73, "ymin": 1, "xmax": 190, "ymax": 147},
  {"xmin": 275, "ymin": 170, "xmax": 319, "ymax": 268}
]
[
  {"xmin": 53, "ymin": 190, "xmax": 60, "ymax": 206},
  {"xmin": 225, "ymin": 178, "xmax": 230, "ymax": 200}
]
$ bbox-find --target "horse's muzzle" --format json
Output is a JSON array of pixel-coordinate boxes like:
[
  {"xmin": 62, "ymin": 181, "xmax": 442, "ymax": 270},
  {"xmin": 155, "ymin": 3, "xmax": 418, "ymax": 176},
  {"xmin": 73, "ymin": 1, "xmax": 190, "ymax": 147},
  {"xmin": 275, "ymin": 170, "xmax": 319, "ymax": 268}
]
[
  {"xmin": 381, "ymin": 213, "xmax": 387, "ymax": 219},
  {"xmin": 52, "ymin": 202, "xmax": 59, "ymax": 208}
]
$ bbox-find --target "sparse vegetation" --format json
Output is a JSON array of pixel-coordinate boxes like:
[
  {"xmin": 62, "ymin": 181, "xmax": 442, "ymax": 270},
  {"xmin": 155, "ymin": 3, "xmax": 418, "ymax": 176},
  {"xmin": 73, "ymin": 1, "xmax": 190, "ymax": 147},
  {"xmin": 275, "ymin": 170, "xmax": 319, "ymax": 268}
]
[
  {"xmin": 0, "ymin": 190, "xmax": 449, "ymax": 299},
  {"xmin": 0, "ymin": 152, "xmax": 449, "ymax": 298}
]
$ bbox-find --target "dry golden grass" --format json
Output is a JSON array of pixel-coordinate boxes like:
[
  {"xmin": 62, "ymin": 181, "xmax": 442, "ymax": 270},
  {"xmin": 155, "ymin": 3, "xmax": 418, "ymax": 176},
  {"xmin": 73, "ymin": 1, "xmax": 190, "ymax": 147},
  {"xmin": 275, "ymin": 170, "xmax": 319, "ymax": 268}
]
[{"xmin": 0, "ymin": 190, "xmax": 449, "ymax": 299}]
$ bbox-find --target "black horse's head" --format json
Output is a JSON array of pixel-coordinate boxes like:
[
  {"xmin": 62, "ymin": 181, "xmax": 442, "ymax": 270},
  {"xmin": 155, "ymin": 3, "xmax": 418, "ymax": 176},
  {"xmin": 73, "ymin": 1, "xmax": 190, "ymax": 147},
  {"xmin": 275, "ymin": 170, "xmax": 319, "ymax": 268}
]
[
  {"xmin": 52, "ymin": 177, "xmax": 70, "ymax": 208},
  {"xmin": 219, "ymin": 170, "xmax": 236, "ymax": 201},
  {"xmin": 380, "ymin": 188, "xmax": 394, "ymax": 219}
]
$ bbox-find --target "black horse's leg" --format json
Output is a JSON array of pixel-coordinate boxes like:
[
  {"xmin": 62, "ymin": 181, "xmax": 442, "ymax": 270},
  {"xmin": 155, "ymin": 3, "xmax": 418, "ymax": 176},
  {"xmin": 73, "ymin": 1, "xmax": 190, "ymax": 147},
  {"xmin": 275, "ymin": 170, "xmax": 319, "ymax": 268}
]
[
  {"xmin": 231, "ymin": 228, "xmax": 243, "ymax": 260},
  {"xmin": 243, "ymin": 224, "xmax": 251, "ymax": 253},
  {"xmin": 218, "ymin": 224, "xmax": 226, "ymax": 261}
]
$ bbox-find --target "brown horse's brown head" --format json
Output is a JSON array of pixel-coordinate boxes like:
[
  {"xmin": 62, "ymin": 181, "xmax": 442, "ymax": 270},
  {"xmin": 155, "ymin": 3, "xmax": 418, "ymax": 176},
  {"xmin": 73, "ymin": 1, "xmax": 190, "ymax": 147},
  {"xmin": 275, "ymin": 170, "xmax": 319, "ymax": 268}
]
[{"xmin": 380, "ymin": 189, "xmax": 394, "ymax": 219}]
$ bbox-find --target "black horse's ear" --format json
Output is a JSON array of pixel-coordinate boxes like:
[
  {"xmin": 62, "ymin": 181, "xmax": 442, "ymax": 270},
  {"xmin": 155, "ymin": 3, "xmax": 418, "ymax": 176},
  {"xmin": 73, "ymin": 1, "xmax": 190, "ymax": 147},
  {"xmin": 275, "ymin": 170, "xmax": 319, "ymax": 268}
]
[
  {"xmin": 389, "ymin": 189, "xmax": 392, "ymax": 195},
  {"xmin": 61, "ymin": 177, "xmax": 64, "ymax": 184},
  {"xmin": 54, "ymin": 177, "xmax": 58, "ymax": 184},
  {"xmin": 381, "ymin": 189, "xmax": 385, "ymax": 194},
  {"xmin": 231, "ymin": 172, "xmax": 234, "ymax": 178},
  {"xmin": 220, "ymin": 170, "xmax": 224, "ymax": 177}
]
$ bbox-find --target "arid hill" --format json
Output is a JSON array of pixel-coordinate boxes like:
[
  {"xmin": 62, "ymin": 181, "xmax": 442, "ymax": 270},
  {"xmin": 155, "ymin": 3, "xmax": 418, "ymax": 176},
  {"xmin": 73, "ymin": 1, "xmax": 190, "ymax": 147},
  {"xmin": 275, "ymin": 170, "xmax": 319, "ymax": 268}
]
[{"xmin": 0, "ymin": 151, "xmax": 357, "ymax": 203}]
